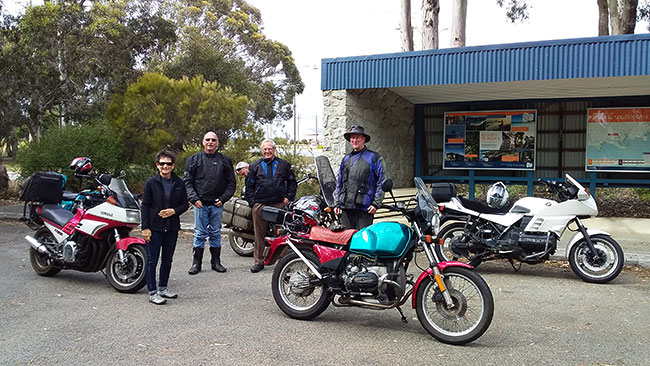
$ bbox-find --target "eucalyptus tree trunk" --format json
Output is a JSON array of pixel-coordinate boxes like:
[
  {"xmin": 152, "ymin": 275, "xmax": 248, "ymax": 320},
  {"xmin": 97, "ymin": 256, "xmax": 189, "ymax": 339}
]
[
  {"xmin": 607, "ymin": 0, "xmax": 638, "ymax": 34},
  {"xmin": 450, "ymin": 0, "xmax": 467, "ymax": 47},
  {"xmin": 401, "ymin": 0, "xmax": 414, "ymax": 51},
  {"xmin": 597, "ymin": 0, "xmax": 609, "ymax": 35},
  {"xmin": 422, "ymin": 0, "xmax": 440, "ymax": 50}
]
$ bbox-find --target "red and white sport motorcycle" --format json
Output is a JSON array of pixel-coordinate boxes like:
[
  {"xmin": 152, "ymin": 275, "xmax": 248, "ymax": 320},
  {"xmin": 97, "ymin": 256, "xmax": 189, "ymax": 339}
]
[{"xmin": 23, "ymin": 172, "xmax": 146, "ymax": 293}]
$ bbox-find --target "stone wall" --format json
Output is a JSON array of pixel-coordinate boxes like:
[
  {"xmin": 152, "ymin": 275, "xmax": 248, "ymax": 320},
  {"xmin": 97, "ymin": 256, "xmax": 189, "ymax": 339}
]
[{"xmin": 322, "ymin": 88, "xmax": 415, "ymax": 188}]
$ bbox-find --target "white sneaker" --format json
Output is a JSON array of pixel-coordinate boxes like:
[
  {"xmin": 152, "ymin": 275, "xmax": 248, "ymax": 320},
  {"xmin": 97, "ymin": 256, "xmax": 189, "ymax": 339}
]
[
  {"xmin": 158, "ymin": 288, "xmax": 178, "ymax": 299},
  {"xmin": 149, "ymin": 293, "xmax": 167, "ymax": 305}
]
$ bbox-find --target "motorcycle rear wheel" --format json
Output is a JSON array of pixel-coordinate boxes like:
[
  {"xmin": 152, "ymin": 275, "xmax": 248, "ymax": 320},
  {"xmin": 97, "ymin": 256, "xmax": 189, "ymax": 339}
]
[
  {"xmin": 228, "ymin": 231, "xmax": 254, "ymax": 257},
  {"xmin": 29, "ymin": 228, "xmax": 62, "ymax": 277},
  {"xmin": 569, "ymin": 234, "xmax": 624, "ymax": 284},
  {"xmin": 415, "ymin": 267, "xmax": 494, "ymax": 345},
  {"xmin": 271, "ymin": 251, "xmax": 331, "ymax": 320},
  {"xmin": 106, "ymin": 244, "xmax": 146, "ymax": 293},
  {"xmin": 435, "ymin": 222, "xmax": 482, "ymax": 267}
]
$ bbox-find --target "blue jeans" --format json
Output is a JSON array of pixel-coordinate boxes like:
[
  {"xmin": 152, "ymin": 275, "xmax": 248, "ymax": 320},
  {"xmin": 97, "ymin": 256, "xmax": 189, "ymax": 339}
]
[
  {"xmin": 193, "ymin": 205, "xmax": 223, "ymax": 248},
  {"xmin": 145, "ymin": 230, "xmax": 179, "ymax": 294}
]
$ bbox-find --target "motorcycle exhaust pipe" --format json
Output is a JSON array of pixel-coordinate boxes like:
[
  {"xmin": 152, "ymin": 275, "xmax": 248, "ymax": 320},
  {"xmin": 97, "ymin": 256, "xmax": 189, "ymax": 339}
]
[{"xmin": 25, "ymin": 235, "xmax": 54, "ymax": 256}]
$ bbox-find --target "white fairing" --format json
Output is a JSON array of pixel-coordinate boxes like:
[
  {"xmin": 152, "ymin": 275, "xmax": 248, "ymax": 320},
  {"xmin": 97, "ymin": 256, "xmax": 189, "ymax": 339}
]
[
  {"xmin": 44, "ymin": 221, "xmax": 69, "ymax": 243},
  {"xmin": 76, "ymin": 202, "xmax": 140, "ymax": 237}
]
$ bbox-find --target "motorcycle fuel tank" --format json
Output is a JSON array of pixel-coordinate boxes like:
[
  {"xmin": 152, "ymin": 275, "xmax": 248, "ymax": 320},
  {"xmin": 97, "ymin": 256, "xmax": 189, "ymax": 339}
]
[{"xmin": 349, "ymin": 222, "xmax": 411, "ymax": 258}]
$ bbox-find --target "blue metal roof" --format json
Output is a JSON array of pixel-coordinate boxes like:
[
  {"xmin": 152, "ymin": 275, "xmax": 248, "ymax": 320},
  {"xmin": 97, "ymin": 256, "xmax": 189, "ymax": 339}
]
[{"xmin": 321, "ymin": 34, "xmax": 650, "ymax": 91}]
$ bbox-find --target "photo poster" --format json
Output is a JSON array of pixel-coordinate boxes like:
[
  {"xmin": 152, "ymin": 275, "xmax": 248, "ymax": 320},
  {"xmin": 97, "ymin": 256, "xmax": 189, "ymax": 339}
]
[
  {"xmin": 586, "ymin": 107, "xmax": 650, "ymax": 172},
  {"xmin": 443, "ymin": 110, "xmax": 537, "ymax": 170}
]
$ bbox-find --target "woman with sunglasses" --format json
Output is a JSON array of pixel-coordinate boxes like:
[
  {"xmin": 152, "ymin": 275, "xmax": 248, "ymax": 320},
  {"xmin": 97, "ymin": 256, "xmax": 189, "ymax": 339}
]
[{"xmin": 141, "ymin": 150, "xmax": 189, "ymax": 305}]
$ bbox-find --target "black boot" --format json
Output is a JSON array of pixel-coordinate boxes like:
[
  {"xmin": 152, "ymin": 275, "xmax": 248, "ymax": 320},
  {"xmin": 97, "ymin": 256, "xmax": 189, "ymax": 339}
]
[
  {"xmin": 188, "ymin": 247, "xmax": 204, "ymax": 275},
  {"xmin": 210, "ymin": 247, "xmax": 227, "ymax": 273}
]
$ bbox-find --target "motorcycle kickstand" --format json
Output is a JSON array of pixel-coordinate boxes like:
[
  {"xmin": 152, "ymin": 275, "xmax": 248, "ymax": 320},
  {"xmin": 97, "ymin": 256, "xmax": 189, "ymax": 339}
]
[
  {"xmin": 396, "ymin": 306, "xmax": 408, "ymax": 323},
  {"xmin": 508, "ymin": 258, "xmax": 522, "ymax": 272}
]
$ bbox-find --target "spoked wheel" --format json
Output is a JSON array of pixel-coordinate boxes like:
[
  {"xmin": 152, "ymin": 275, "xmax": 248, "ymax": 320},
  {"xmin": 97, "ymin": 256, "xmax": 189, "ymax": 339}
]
[
  {"xmin": 271, "ymin": 251, "xmax": 330, "ymax": 320},
  {"xmin": 434, "ymin": 222, "xmax": 482, "ymax": 267},
  {"xmin": 415, "ymin": 267, "xmax": 494, "ymax": 345},
  {"xmin": 106, "ymin": 244, "xmax": 146, "ymax": 293},
  {"xmin": 228, "ymin": 231, "xmax": 254, "ymax": 257},
  {"xmin": 29, "ymin": 227, "xmax": 62, "ymax": 276},
  {"xmin": 569, "ymin": 235, "xmax": 624, "ymax": 284}
]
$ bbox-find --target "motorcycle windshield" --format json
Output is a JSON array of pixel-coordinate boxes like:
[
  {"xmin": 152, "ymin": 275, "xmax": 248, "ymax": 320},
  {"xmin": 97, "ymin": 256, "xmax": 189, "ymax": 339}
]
[
  {"xmin": 414, "ymin": 177, "xmax": 439, "ymax": 230},
  {"xmin": 108, "ymin": 177, "xmax": 140, "ymax": 209},
  {"xmin": 315, "ymin": 155, "xmax": 337, "ymax": 207}
]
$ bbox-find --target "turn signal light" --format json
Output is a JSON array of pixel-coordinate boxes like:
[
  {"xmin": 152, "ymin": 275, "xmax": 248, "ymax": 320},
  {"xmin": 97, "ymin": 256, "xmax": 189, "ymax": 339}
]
[
  {"xmin": 324, "ymin": 207, "xmax": 332, "ymax": 213},
  {"xmin": 424, "ymin": 235, "xmax": 432, "ymax": 243}
]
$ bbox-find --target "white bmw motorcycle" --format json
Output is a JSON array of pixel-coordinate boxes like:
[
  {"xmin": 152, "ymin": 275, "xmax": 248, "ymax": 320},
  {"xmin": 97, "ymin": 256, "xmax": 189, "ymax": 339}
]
[{"xmin": 434, "ymin": 175, "xmax": 624, "ymax": 283}]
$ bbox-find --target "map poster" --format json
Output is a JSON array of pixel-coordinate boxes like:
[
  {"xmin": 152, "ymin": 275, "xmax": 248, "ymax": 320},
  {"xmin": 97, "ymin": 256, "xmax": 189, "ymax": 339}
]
[
  {"xmin": 586, "ymin": 107, "xmax": 650, "ymax": 172},
  {"xmin": 443, "ymin": 110, "xmax": 536, "ymax": 170}
]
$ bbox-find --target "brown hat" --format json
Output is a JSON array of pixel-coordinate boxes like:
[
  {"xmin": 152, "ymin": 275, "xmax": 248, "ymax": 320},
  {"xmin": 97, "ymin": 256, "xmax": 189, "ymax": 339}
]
[{"xmin": 344, "ymin": 125, "xmax": 371, "ymax": 142}]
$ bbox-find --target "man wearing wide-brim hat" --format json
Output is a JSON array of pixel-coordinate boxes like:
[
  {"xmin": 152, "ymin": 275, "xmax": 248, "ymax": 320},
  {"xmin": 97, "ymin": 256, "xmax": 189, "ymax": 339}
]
[{"xmin": 333, "ymin": 125, "xmax": 387, "ymax": 230}]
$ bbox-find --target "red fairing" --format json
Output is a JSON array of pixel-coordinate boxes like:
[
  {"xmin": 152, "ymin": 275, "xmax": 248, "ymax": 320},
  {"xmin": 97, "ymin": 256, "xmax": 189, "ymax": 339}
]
[
  {"xmin": 411, "ymin": 261, "xmax": 474, "ymax": 308},
  {"xmin": 62, "ymin": 209, "xmax": 84, "ymax": 235},
  {"xmin": 313, "ymin": 245, "xmax": 346, "ymax": 264},
  {"xmin": 115, "ymin": 237, "xmax": 146, "ymax": 250},
  {"xmin": 264, "ymin": 235, "xmax": 288, "ymax": 266}
]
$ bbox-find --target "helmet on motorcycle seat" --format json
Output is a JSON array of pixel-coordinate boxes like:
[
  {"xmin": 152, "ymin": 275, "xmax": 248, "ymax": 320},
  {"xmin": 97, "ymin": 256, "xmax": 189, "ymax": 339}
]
[
  {"xmin": 290, "ymin": 195, "xmax": 323, "ymax": 227},
  {"xmin": 486, "ymin": 182, "xmax": 509, "ymax": 209},
  {"xmin": 70, "ymin": 157, "xmax": 92, "ymax": 175}
]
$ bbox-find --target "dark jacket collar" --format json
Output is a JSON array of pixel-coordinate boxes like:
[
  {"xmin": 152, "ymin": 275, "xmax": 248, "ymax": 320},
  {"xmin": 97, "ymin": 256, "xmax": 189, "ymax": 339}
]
[{"xmin": 350, "ymin": 147, "xmax": 368, "ymax": 156}]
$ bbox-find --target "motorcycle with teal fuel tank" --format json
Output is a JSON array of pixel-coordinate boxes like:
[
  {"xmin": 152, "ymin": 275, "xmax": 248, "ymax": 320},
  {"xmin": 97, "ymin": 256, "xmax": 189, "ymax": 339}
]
[{"xmin": 261, "ymin": 176, "xmax": 494, "ymax": 345}]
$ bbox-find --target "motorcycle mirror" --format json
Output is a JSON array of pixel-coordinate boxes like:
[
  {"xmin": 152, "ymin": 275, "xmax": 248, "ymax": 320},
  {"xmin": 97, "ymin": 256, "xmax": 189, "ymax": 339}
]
[
  {"xmin": 382, "ymin": 179, "xmax": 393, "ymax": 193},
  {"xmin": 98, "ymin": 174, "xmax": 112, "ymax": 186}
]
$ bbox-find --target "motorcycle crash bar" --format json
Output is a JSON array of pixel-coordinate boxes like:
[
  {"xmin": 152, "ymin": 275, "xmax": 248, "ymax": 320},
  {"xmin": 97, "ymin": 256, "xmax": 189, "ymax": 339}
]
[{"xmin": 25, "ymin": 235, "xmax": 54, "ymax": 256}]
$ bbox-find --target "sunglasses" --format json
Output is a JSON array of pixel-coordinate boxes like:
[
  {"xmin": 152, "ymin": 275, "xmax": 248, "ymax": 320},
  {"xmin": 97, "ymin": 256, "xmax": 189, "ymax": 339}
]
[
  {"xmin": 157, "ymin": 162, "xmax": 174, "ymax": 166},
  {"xmin": 204, "ymin": 138, "xmax": 217, "ymax": 142}
]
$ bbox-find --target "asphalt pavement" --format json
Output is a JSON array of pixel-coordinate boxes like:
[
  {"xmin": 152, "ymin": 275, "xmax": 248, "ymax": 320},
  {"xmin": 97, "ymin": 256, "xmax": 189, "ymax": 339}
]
[{"xmin": 1, "ymin": 220, "xmax": 650, "ymax": 365}]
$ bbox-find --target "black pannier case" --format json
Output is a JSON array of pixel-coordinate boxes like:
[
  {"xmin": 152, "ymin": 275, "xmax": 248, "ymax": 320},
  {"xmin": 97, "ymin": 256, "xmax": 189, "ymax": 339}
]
[
  {"xmin": 430, "ymin": 183, "xmax": 456, "ymax": 203},
  {"xmin": 261, "ymin": 206, "xmax": 288, "ymax": 225},
  {"xmin": 19, "ymin": 172, "xmax": 64, "ymax": 203}
]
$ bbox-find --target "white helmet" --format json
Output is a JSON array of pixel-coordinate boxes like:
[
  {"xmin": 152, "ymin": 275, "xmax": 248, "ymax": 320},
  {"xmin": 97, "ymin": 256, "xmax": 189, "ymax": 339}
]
[{"xmin": 486, "ymin": 182, "xmax": 509, "ymax": 209}]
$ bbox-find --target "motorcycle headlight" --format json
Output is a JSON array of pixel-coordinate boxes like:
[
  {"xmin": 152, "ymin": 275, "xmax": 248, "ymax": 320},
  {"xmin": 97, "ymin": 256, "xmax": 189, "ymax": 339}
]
[
  {"xmin": 431, "ymin": 214, "xmax": 440, "ymax": 236},
  {"xmin": 125, "ymin": 209, "xmax": 141, "ymax": 223}
]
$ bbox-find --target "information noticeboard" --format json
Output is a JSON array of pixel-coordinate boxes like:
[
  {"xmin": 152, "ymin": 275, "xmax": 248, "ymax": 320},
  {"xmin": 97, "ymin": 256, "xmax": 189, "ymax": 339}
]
[
  {"xmin": 443, "ymin": 110, "xmax": 536, "ymax": 170},
  {"xmin": 586, "ymin": 107, "xmax": 650, "ymax": 172}
]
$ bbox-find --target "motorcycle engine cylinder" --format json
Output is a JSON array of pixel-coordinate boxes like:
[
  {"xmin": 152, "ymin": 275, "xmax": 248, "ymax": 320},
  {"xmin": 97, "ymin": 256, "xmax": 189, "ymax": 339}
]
[
  {"xmin": 351, "ymin": 272, "xmax": 379, "ymax": 289},
  {"xmin": 63, "ymin": 241, "xmax": 78, "ymax": 262}
]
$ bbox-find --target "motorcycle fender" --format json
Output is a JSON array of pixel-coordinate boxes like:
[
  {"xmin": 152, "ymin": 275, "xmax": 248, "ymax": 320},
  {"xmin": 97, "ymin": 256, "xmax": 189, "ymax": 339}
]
[
  {"xmin": 265, "ymin": 235, "xmax": 288, "ymax": 266},
  {"xmin": 412, "ymin": 261, "xmax": 474, "ymax": 308},
  {"xmin": 115, "ymin": 237, "xmax": 146, "ymax": 251},
  {"xmin": 565, "ymin": 229, "xmax": 612, "ymax": 255}
]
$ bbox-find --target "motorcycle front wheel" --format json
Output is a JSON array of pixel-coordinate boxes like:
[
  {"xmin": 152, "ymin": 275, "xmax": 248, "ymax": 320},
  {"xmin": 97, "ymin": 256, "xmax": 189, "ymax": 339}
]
[
  {"xmin": 415, "ymin": 267, "xmax": 494, "ymax": 345},
  {"xmin": 29, "ymin": 227, "xmax": 62, "ymax": 276},
  {"xmin": 569, "ymin": 234, "xmax": 624, "ymax": 284},
  {"xmin": 434, "ymin": 222, "xmax": 482, "ymax": 267},
  {"xmin": 228, "ymin": 231, "xmax": 254, "ymax": 257},
  {"xmin": 271, "ymin": 251, "xmax": 331, "ymax": 320},
  {"xmin": 106, "ymin": 244, "xmax": 146, "ymax": 293}
]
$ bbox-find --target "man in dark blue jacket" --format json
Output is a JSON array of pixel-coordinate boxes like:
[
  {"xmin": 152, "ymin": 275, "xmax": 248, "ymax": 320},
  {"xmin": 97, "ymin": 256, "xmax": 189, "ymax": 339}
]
[
  {"xmin": 245, "ymin": 139, "xmax": 297, "ymax": 273},
  {"xmin": 184, "ymin": 131, "xmax": 236, "ymax": 275},
  {"xmin": 334, "ymin": 125, "xmax": 387, "ymax": 230}
]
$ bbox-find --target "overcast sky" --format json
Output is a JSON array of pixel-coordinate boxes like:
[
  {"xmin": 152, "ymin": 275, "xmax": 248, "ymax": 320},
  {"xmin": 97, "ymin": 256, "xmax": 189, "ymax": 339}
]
[{"xmin": 5, "ymin": 0, "xmax": 649, "ymax": 139}]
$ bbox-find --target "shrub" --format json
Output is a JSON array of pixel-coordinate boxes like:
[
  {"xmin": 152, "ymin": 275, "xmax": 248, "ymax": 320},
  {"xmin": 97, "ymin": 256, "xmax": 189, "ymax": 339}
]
[{"xmin": 15, "ymin": 123, "xmax": 129, "ymax": 190}]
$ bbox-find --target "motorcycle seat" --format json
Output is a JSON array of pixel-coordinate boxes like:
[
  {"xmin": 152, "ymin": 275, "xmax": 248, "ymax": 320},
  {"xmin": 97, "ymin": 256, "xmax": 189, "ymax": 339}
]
[
  {"xmin": 41, "ymin": 203, "xmax": 75, "ymax": 228},
  {"xmin": 62, "ymin": 191, "xmax": 78, "ymax": 201},
  {"xmin": 309, "ymin": 226, "xmax": 357, "ymax": 245},
  {"xmin": 458, "ymin": 197, "xmax": 512, "ymax": 215}
]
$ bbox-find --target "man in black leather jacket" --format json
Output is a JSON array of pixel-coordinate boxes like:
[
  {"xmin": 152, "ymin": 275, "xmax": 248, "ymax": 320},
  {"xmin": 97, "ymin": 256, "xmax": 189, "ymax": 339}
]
[
  {"xmin": 244, "ymin": 139, "xmax": 297, "ymax": 273},
  {"xmin": 183, "ymin": 131, "xmax": 236, "ymax": 275}
]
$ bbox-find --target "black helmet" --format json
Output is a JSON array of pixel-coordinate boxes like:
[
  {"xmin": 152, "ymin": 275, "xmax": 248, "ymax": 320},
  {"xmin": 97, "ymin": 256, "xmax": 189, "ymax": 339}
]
[{"xmin": 70, "ymin": 157, "xmax": 92, "ymax": 174}]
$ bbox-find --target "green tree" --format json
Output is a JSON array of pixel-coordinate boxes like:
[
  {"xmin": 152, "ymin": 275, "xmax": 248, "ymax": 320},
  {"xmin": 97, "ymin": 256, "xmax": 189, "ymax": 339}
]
[
  {"xmin": 106, "ymin": 72, "xmax": 251, "ymax": 162},
  {"xmin": 151, "ymin": 0, "xmax": 304, "ymax": 125},
  {"xmin": 0, "ymin": 1, "xmax": 175, "ymax": 140}
]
